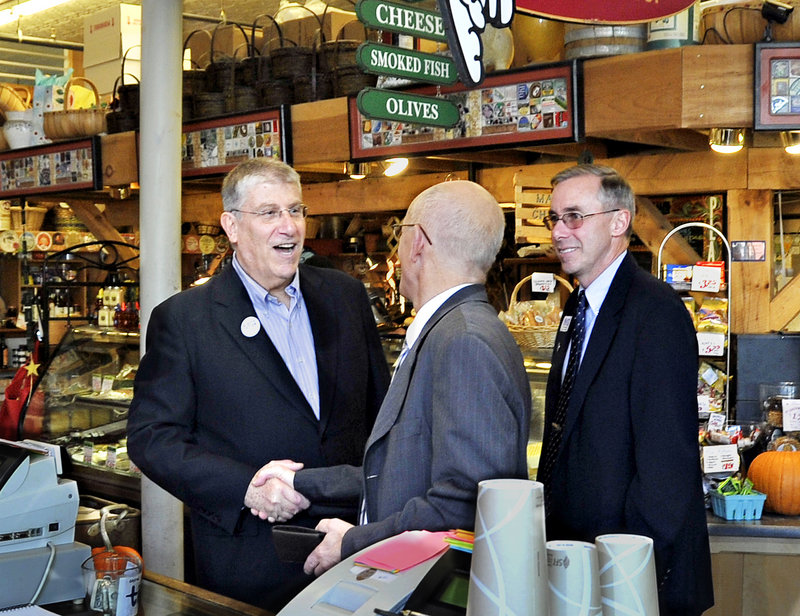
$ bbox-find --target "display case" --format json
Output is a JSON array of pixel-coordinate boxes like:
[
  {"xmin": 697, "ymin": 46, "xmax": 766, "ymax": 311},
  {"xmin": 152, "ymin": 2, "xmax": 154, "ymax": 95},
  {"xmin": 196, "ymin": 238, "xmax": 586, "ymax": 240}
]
[{"xmin": 20, "ymin": 326, "xmax": 139, "ymax": 479}]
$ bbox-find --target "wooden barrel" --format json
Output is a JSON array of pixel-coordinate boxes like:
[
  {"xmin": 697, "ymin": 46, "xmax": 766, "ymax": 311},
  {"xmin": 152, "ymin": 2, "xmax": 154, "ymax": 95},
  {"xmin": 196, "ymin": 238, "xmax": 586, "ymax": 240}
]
[
  {"xmin": 564, "ymin": 24, "xmax": 646, "ymax": 60},
  {"xmin": 646, "ymin": 3, "xmax": 699, "ymax": 50}
]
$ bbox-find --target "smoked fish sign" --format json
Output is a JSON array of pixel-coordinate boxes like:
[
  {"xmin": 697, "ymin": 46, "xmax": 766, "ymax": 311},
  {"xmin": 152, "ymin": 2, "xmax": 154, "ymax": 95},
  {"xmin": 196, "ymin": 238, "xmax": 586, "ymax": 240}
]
[{"xmin": 356, "ymin": 42, "xmax": 458, "ymax": 85}]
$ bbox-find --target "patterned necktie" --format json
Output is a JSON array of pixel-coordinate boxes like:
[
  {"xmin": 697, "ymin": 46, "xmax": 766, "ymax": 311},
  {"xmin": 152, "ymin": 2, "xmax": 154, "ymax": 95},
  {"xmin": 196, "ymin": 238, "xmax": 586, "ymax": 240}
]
[{"xmin": 539, "ymin": 291, "xmax": 587, "ymax": 512}]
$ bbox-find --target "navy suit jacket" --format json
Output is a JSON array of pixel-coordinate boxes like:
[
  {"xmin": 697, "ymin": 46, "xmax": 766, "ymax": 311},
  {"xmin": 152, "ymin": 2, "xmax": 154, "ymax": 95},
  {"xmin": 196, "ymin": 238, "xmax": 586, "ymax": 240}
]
[
  {"xmin": 539, "ymin": 253, "xmax": 713, "ymax": 616},
  {"xmin": 127, "ymin": 263, "xmax": 389, "ymax": 610},
  {"xmin": 295, "ymin": 284, "xmax": 531, "ymax": 557}
]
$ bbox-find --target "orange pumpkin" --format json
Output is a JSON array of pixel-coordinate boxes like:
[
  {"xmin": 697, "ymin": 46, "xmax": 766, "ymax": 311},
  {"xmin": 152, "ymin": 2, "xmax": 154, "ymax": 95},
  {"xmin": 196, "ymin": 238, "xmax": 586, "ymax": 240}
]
[{"xmin": 747, "ymin": 451, "xmax": 800, "ymax": 515}]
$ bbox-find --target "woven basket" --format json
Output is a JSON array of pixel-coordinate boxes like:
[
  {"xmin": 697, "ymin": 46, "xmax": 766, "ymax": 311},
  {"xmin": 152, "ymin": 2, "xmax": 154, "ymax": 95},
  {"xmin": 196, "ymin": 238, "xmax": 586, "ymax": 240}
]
[
  {"xmin": 505, "ymin": 274, "xmax": 573, "ymax": 351},
  {"xmin": 43, "ymin": 77, "xmax": 106, "ymax": 140}
]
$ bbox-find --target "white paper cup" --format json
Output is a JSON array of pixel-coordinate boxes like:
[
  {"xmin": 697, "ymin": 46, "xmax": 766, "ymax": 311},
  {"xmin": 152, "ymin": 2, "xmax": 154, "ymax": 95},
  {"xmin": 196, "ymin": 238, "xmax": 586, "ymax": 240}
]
[
  {"xmin": 466, "ymin": 479, "xmax": 548, "ymax": 616},
  {"xmin": 547, "ymin": 540, "xmax": 602, "ymax": 616},
  {"xmin": 595, "ymin": 534, "xmax": 659, "ymax": 616}
]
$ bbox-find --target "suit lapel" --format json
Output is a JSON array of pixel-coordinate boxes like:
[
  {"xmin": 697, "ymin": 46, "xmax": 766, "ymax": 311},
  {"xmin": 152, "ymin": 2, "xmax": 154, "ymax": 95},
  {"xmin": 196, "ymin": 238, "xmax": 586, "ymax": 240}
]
[
  {"xmin": 212, "ymin": 265, "xmax": 318, "ymax": 425},
  {"xmin": 300, "ymin": 266, "xmax": 338, "ymax": 432},
  {"xmin": 561, "ymin": 253, "xmax": 635, "ymax": 441},
  {"xmin": 365, "ymin": 285, "xmax": 486, "ymax": 450}
]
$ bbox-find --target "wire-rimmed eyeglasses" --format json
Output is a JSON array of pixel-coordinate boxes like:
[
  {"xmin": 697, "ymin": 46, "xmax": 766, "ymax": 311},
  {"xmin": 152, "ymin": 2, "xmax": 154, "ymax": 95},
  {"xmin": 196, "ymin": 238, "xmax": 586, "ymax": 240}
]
[
  {"xmin": 542, "ymin": 208, "xmax": 621, "ymax": 230},
  {"xmin": 391, "ymin": 223, "xmax": 432, "ymax": 245},
  {"xmin": 230, "ymin": 204, "xmax": 308, "ymax": 223}
]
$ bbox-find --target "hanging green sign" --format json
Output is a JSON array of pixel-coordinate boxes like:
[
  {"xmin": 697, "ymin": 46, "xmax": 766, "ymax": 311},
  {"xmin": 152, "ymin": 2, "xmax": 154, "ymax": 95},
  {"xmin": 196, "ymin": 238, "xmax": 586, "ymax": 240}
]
[
  {"xmin": 355, "ymin": 0, "xmax": 448, "ymax": 42},
  {"xmin": 356, "ymin": 88, "xmax": 460, "ymax": 128},
  {"xmin": 356, "ymin": 42, "xmax": 457, "ymax": 85}
]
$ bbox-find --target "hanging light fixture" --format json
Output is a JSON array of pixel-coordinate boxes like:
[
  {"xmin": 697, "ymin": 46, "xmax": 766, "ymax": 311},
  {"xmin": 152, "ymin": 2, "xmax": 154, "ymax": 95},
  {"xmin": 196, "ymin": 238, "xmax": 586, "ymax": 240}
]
[
  {"xmin": 0, "ymin": 0, "xmax": 74, "ymax": 26},
  {"xmin": 383, "ymin": 158, "xmax": 409, "ymax": 177},
  {"xmin": 346, "ymin": 162, "xmax": 370, "ymax": 180},
  {"xmin": 781, "ymin": 131, "xmax": 800, "ymax": 154},
  {"xmin": 709, "ymin": 128, "xmax": 746, "ymax": 154}
]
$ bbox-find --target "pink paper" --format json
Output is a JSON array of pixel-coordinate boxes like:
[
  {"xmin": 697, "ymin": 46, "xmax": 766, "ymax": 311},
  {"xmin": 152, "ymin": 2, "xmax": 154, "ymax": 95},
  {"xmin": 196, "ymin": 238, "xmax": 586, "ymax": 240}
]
[{"xmin": 355, "ymin": 530, "xmax": 449, "ymax": 572}]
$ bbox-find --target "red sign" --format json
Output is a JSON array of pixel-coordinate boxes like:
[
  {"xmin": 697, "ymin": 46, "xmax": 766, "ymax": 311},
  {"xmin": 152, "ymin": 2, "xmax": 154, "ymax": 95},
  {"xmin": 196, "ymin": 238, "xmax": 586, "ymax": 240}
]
[{"xmin": 515, "ymin": 0, "xmax": 695, "ymax": 23}]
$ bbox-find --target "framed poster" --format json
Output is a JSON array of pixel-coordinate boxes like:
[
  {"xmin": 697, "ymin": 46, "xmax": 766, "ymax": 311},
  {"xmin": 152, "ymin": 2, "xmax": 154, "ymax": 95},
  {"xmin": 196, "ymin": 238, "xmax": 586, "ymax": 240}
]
[
  {"xmin": 350, "ymin": 61, "xmax": 582, "ymax": 161},
  {"xmin": 181, "ymin": 106, "xmax": 291, "ymax": 177},
  {"xmin": 754, "ymin": 42, "xmax": 800, "ymax": 130},
  {"xmin": 0, "ymin": 136, "xmax": 101, "ymax": 198}
]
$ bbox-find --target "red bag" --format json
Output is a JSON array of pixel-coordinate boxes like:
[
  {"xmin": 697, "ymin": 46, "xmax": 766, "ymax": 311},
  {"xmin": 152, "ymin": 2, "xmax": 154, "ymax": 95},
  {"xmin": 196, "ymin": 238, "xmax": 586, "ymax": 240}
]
[{"xmin": 0, "ymin": 343, "xmax": 40, "ymax": 440}]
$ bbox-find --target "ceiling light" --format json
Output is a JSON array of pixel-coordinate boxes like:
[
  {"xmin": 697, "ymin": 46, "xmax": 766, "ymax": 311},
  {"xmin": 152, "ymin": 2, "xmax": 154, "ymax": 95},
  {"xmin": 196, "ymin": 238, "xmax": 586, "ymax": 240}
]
[
  {"xmin": 346, "ymin": 162, "xmax": 370, "ymax": 180},
  {"xmin": 0, "ymin": 0, "xmax": 73, "ymax": 26},
  {"xmin": 782, "ymin": 131, "xmax": 800, "ymax": 154},
  {"xmin": 709, "ymin": 128, "xmax": 745, "ymax": 154},
  {"xmin": 383, "ymin": 158, "xmax": 409, "ymax": 177}
]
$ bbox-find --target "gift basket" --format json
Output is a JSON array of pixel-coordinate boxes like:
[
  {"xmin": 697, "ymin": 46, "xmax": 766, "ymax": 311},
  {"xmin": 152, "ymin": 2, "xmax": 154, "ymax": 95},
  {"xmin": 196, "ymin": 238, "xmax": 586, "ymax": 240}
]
[{"xmin": 500, "ymin": 274, "xmax": 573, "ymax": 351}]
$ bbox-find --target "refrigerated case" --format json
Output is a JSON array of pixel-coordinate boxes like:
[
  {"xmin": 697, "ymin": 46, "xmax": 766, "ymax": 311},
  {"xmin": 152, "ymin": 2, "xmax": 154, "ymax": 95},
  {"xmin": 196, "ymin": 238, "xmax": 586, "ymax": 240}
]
[
  {"xmin": 523, "ymin": 347, "xmax": 550, "ymax": 479},
  {"xmin": 20, "ymin": 325, "xmax": 141, "ymax": 502}
]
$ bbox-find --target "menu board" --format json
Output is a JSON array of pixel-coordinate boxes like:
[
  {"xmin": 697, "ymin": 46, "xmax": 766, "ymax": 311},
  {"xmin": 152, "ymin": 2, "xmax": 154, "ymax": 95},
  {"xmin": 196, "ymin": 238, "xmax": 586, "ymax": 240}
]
[
  {"xmin": 350, "ymin": 62, "xmax": 581, "ymax": 160},
  {"xmin": 181, "ymin": 107, "xmax": 291, "ymax": 177},
  {"xmin": 0, "ymin": 137, "xmax": 101, "ymax": 198}
]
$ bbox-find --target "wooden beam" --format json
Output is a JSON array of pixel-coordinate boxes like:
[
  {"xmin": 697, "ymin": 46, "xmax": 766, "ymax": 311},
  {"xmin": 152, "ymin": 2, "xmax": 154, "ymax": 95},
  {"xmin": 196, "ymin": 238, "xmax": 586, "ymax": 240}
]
[
  {"xmin": 747, "ymin": 148, "xmax": 800, "ymax": 190},
  {"xmin": 303, "ymin": 171, "xmax": 469, "ymax": 215},
  {"xmin": 634, "ymin": 196, "xmax": 701, "ymax": 265},
  {"xmin": 68, "ymin": 200, "xmax": 139, "ymax": 267},
  {"xmin": 771, "ymin": 274, "xmax": 800, "ymax": 332},
  {"xmin": 291, "ymin": 97, "xmax": 351, "ymax": 165},
  {"xmin": 727, "ymin": 190, "xmax": 772, "ymax": 333},
  {"xmin": 589, "ymin": 129, "xmax": 709, "ymax": 152}
]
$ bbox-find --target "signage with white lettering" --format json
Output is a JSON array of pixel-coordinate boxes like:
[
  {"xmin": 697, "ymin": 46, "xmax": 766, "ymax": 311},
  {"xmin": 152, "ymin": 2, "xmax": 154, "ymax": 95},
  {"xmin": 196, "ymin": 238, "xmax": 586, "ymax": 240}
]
[
  {"xmin": 356, "ymin": 0, "xmax": 447, "ymax": 41},
  {"xmin": 357, "ymin": 88, "xmax": 460, "ymax": 128},
  {"xmin": 357, "ymin": 42, "xmax": 457, "ymax": 85},
  {"xmin": 516, "ymin": 0, "xmax": 696, "ymax": 23}
]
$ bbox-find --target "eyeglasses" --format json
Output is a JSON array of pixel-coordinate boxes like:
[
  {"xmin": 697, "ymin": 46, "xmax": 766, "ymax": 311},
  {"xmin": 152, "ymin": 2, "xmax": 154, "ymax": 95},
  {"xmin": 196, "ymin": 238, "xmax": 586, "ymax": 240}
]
[
  {"xmin": 542, "ymin": 208, "xmax": 621, "ymax": 230},
  {"xmin": 391, "ymin": 223, "xmax": 432, "ymax": 245},
  {"xmin": 230, "ymin": 204, "xmax": 308, "ymax": 223}
]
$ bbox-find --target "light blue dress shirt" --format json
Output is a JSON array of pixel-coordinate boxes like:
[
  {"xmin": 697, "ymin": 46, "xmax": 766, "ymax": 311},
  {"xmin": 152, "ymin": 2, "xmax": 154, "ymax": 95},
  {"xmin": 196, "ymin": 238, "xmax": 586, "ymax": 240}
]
[{"xmin": 232, "ymin": 255, "xmax": 320, "ymax": 419}]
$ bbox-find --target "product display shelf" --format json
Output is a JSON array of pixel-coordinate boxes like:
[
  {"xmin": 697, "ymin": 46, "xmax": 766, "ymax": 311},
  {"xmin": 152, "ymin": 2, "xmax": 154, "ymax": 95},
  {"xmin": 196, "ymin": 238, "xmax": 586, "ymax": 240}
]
[{"xmin": 657, "ymin": 222, "xmax": 732, "ymax": 424}]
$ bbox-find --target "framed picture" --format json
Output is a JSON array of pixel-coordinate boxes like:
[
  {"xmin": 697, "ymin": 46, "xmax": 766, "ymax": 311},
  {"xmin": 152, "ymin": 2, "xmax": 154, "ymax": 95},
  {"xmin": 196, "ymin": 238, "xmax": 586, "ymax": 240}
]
[
  {"xmin": 754, "ymin": 42, "xmax": 800, "ymax": 130},
  {"xmin": 350, "ymin": 61, "xmax": 583, "ymax": 161},
  {"xmin": 0, "ymin": 136, "xmax": 101, "ymax": 198},
  {"xmin": 180, "ymin": 106, "xmax": 291, "ymax": 177}
]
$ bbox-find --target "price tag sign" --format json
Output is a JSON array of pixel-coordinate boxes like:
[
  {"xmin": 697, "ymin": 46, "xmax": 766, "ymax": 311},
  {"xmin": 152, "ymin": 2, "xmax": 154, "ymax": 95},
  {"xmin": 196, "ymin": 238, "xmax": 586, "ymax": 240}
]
[
  {"xmin": 707, "ymin": 412, "xmax": 726, "ymax": 432},
  {"xmin": 697, "ymin": 394, "xmax": 711, "ymax": 416},
  {"xmin": 702, "ymin": 444, "xmax": 740, "ymax": 474},
  {"xmin": 691, "ymin": 265, "xmax": 722, "ymax": 292},
  {"xmin": 530, "ymin": 273, "xmax": 556, "ymax": 294},
  {"xmin": 782, "ymin": 398, "xmax": 800, "ymax": 432},
  {"xmin": 697, "ymin": 332, "xmax": 725, "ymax": 356}
]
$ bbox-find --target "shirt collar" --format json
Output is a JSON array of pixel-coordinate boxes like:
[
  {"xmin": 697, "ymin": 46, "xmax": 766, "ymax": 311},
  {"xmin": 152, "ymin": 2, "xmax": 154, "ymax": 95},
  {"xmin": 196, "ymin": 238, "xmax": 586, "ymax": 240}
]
[
  {"xmin": 582, "ymin": 251, "xmax": 626, "ymax": 315},
  {"xmin": 405, "ymin": 283, "xmax": 472, "ymax": 349},
  {"xmin": 232, "ymin": 252, "xmax": 301, "ymax": 307}
]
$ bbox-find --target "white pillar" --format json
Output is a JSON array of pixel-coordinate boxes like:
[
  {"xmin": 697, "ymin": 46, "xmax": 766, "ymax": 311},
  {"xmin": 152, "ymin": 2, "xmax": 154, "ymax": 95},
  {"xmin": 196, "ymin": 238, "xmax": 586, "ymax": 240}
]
[{"xmin": 138, "ymin": 0, "xmax": 184, "ymax": 580}]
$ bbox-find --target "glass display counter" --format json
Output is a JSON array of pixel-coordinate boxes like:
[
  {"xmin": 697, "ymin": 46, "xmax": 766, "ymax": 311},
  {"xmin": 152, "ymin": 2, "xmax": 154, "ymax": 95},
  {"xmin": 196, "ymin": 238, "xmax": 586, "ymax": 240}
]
[{"xmin": 20, "ymin": 325, "xmax": 141, "ymax": 502}]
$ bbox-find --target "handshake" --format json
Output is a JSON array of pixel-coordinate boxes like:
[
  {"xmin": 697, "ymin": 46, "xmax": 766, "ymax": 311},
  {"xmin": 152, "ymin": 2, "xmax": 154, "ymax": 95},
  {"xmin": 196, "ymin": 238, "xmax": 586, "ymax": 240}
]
[
  {"xmin": 243, "ymin": 459, "xmax": 353, "ymax": 576},
  {"xmin": 244, "ymin": 459, "xmax": 308, "ymax": 523}
]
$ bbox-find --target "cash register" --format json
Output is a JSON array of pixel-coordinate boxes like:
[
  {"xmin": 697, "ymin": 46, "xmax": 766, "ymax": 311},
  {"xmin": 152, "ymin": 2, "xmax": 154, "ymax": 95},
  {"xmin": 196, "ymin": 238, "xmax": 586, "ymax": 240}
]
[
  {"xmin": 0, "ymin": 439, "xmax": 90, "ymax": 608},
  {"xmin": 277, "ymin": 533, "xmax": 470, "ymax": 616}
]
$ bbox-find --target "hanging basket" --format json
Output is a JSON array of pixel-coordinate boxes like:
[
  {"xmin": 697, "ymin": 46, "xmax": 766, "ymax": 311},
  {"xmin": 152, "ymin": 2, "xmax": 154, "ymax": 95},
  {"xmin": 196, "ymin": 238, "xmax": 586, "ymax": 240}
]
[
  {"xmin": 43, "ymin": 77, "xmax": 106, "ymax": 140},
  {"xmin": 501, "ymin": 274, "xmax": 574, "ymax": 350}
]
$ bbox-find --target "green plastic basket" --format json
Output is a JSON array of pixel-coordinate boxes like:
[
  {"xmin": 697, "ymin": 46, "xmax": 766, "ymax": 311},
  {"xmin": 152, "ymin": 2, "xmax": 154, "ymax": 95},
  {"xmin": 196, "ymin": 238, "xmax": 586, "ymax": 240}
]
[{"xmin": 710, "ymin": 490, "xmax": 767, "ymax": 521}]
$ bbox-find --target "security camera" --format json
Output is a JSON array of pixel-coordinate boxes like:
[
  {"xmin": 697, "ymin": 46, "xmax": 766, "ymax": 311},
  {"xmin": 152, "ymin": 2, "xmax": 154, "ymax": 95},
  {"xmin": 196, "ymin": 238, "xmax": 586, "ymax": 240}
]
[{"xmin": 762, "ymin": 0, "xmax": 794, "ymax": 25}]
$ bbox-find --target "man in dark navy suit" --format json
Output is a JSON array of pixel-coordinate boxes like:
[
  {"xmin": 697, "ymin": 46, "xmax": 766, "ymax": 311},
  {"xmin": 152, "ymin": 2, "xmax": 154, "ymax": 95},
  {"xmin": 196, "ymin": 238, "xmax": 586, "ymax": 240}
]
[
  {"xmin": 537, "ymin": 164, "xmax": 714, "ymax": 616},
  {"xmin": 127, "ymin": 158, "xmax": 389, "ymax": 611}
]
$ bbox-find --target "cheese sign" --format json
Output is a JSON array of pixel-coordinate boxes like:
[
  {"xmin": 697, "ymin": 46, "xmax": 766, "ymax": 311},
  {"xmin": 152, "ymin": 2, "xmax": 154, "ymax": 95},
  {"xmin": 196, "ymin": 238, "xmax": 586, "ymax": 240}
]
[
  {"xmin": 782, "ymin": 398, "xmax": 800, "ymax": 432},
  {"xmin": 356, "ymin": 0, "xmax": 447, "ymax": 42},
  {"xmin": 357, "ymin": 88, "xmax": 460, "ymax": 128},
  {"xmin": 356, "ymin": 42, "xmax": 458, "ymax": 85}
]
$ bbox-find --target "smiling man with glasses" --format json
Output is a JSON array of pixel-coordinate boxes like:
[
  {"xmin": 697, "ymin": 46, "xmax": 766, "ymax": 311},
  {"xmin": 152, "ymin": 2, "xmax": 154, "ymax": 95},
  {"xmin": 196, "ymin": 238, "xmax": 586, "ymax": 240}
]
[
  {"xmin": 127, "ymin": 158, "xmax": 390, "ymax": 612},
  {"xmin": 538, "ymin": 164, "xmax": 714, "ymax": 616}
]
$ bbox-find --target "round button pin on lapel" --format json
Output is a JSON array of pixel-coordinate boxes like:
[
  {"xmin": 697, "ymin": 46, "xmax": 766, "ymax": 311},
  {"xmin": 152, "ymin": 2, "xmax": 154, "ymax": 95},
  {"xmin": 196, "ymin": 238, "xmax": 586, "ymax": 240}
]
[{"xmin": 241, "ymin": 316, "xmax": 261, "ymax": 338}]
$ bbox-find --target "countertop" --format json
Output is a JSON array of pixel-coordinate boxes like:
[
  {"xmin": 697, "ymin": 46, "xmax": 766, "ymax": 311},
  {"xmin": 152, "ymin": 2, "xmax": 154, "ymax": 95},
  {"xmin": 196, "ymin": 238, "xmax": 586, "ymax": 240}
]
[{"xmin": 707, "ymin": 511, "xmax": 800, "ymax": 539}]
